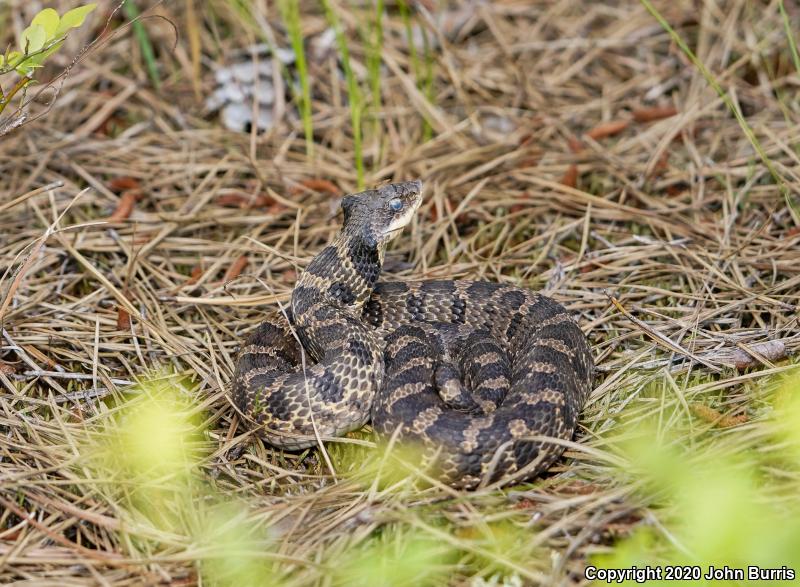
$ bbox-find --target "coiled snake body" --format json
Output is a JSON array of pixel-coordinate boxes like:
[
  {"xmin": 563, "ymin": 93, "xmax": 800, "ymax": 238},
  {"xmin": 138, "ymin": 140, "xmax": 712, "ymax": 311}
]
[{"xmin": 232, "ymin": 181, "xmax": 593, "ymax": 487}]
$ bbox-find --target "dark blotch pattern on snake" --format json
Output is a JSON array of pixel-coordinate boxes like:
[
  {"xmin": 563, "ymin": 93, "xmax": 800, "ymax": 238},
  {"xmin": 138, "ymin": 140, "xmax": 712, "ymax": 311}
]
[{"xmin": 232, "ymin": 181, "xmax": 593, "ymax": 488}]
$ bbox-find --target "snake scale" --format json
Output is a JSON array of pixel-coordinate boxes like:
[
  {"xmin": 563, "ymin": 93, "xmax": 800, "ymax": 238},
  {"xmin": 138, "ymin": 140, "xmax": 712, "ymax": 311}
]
[{"xmin": 232, "ymin": 181, "xmax": 593, "ymax": 487}]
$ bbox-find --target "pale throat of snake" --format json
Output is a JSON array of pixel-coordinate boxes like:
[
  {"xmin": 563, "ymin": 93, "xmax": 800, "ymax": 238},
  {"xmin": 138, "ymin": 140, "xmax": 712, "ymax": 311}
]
[{"xmin": 292, "ymin": 180, "xmax": 423, "ymax": 316}]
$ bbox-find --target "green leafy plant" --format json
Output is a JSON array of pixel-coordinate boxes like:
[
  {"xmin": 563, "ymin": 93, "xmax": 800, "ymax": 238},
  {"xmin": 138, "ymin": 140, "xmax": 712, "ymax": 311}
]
[
  {"xmin": 0, "ymin": 3, "xmax": 96, "ymax": 118},
  {"xmin": 88, "ymin": 372, "xmax": 276, "ymax": 586}
]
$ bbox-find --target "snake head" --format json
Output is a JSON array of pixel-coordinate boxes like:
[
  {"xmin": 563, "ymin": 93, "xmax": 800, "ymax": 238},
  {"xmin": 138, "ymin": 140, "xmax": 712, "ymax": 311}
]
[{"xmin": 341, "ymin": 180, "xmax": 423, "ymax": 248}]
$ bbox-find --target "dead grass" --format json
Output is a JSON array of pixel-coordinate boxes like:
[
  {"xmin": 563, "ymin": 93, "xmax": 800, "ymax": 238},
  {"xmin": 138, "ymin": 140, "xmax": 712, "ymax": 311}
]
[{"xmin": 1, "ymin": 0, "xmax": 799, "ymax": 584}]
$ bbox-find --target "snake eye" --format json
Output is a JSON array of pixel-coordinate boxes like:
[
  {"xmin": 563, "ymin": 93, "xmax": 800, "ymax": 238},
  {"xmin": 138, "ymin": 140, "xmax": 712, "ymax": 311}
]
[{"xmin": 388, "ymin": 198, "xmax": 403, "ymax": 212}]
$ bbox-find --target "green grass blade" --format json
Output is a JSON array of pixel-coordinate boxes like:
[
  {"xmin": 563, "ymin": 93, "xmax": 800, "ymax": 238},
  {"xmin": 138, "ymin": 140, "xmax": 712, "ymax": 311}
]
[
  {"xmin": 421, "ymin": 24, "xmax": 434, "ymax": 142},
  {"xmin": 321, "ymin": 0, "xmax": 364, "ymax": 188},
  {"xmin": 778, "ymin": 0, "xmax": 800, "ymax": 76},
  {"xmin": 398, "ymin": 0, "xmax": 432, "ymax": 142},
  {"xmin": 279, "ymin": 0, "xmax": 314, "ymax": 158},
  {"xmin": 368, "ymin": 0, "xmax": 384, "ymax": 140},
  {"xmin": 122, "ymin": 1, "xmax": 161, "ymax": 90},
  {"xmin": 640, "ymin": 0, "xmax": 793, "ymax": 211},
  {"xmin": 398, "ymin": 0, "xmax": 419, "ymax": 77}
]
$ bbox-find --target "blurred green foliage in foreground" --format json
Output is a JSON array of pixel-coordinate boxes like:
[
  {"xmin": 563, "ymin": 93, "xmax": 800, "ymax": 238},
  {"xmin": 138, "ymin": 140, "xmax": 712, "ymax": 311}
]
[
  {"xmin": 88, "ymin": 373, "xmax": 275, "ymax": 586},
  {"xmin": 82, "ymin": 367, "xmax": 800, "ymax": 585},
  {"xmin": 594, "ymin": 370, "xmax": 800, "ymax": 585}
]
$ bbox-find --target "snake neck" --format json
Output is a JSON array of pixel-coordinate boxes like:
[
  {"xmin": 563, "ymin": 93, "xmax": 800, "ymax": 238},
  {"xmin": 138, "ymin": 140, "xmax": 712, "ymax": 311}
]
[{"xmin": 292, "ymin": 231, "xmax": 384, "ymax": 323}]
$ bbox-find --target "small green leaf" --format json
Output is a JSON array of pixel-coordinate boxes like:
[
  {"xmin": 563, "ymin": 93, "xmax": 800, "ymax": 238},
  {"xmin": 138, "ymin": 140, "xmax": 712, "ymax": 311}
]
[
  {"xmin": 22, "ymin": 44, "xmax": 57, "ymax": 74},
  {"xmin": 55, "ymin": 3, "xmax": 97, "ymax": 37},
  {"xmin": 13, "ymin": 49, "xmax": 41, "ymax": 77},
  {"xmin": 39, "ymin": 40, "xmax": 65, "ymax": 63},
  {"xmin": 15, "ymin": 63, "xmax": 35, "ymax": 77},
  {"xmin": 12, "ymin": 59, "xmax": 30, "ymax": 76},
  {"xmin": 31, "ymin": 8, "xmax": 60, "ymax": 39},
  {"xmin": 6, "ymin": 51, "xmax": 21, "ymax": 68},
  {"xmin": 21, "ymin": 24, "xmax": 46, "ymax": 54}
]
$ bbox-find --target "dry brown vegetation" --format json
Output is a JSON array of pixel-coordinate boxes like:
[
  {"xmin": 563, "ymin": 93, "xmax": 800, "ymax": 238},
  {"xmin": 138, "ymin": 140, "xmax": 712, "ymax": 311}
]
[{"xmin": 1, "ymin": 0, "xmax": 799, "ymax": 584}]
